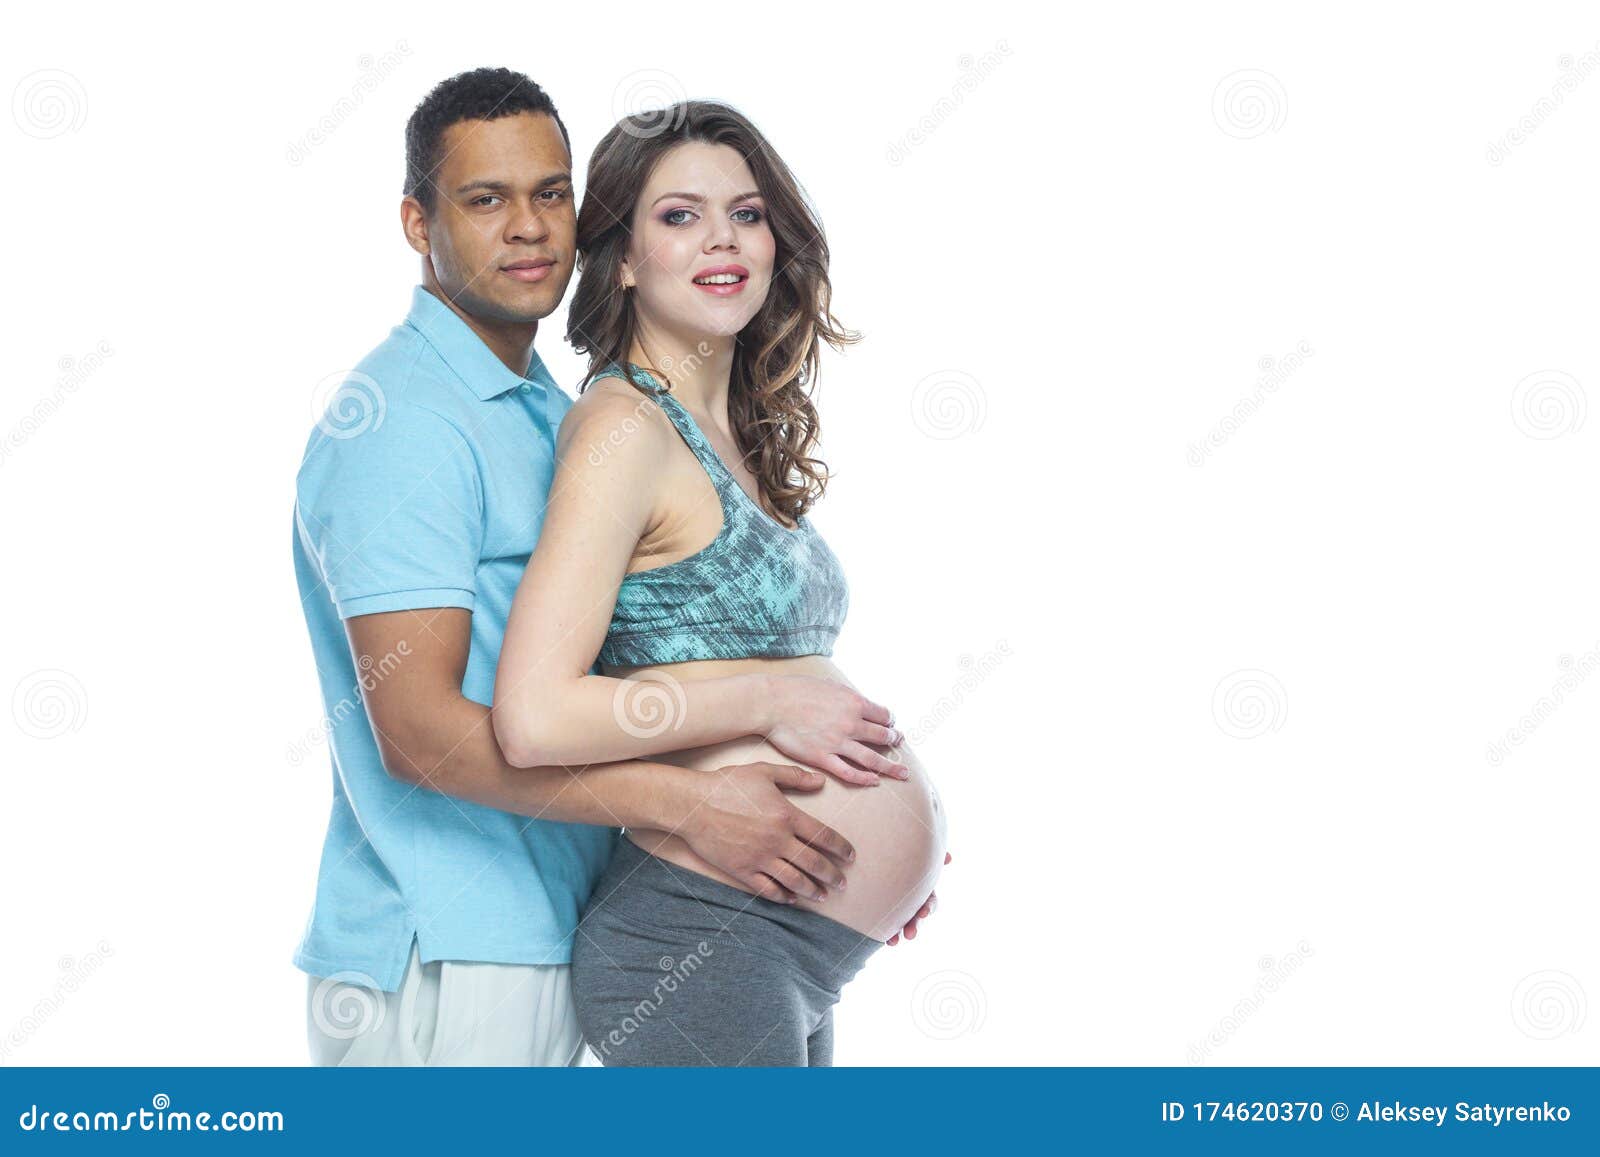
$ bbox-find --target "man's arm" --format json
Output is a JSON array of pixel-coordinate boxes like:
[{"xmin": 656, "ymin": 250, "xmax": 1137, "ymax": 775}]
[{"xmin": 348, "ymin": 607, "xmax": 854, "ymax": 903}]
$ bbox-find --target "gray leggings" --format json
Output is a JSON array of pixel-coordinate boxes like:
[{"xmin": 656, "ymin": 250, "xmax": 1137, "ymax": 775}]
[{"xmin": 571, "ymin": 837, "xmax": 882, "ymax": 1066}]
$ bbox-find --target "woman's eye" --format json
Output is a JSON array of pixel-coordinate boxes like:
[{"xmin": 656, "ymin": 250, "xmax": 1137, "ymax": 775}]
[
  {"xmin": 732, "ymin": 207, "xmax": 763, "ymax": 224},
  {"xmin": 663, "ymin": 208, "xmax": 694, "ymax": 226}
]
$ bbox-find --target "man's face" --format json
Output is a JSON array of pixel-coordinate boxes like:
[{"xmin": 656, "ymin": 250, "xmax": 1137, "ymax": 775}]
[{"xmin": 410, "ymin": 111, "xmax": 575, "ymax": 325}]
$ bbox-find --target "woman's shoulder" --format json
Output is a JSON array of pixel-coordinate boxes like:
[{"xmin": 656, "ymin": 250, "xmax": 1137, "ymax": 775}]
[{"xmin": 558, "ymin": 374, "xmax": 676, "ymax": 470}]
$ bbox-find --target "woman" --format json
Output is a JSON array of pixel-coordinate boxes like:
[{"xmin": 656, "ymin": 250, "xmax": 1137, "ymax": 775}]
[{"xmin": 492, "ymin": 101, "xmax": 947, "ymax": 1066}]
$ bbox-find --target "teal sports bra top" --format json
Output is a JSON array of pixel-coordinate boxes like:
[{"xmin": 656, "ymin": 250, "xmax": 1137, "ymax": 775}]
[{"xmin": 590, "ymin": 363, "xmax": 849, "ymax": 668}]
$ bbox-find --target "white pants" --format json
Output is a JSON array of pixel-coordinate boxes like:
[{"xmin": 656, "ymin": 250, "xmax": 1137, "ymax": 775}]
[{"xmin": 305, "ymin": 941, "xmax": 599, "ymax": 1066}]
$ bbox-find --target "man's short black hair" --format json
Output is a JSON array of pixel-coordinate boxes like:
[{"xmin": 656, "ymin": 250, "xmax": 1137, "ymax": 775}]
[{"xmin": 404, "ymin": 67, "xmax": 571, "ymax": 214}]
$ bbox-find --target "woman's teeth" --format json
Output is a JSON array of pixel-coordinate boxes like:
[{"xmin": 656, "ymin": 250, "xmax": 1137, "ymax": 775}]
[{"xmin": 693, "ymin": 273, "xmax": 744, "ymax": 285}]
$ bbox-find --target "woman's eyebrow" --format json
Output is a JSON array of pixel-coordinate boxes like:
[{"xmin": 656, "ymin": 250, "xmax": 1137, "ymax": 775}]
[{"xmin": 650, "ymin": 189, "xmax": 764, "ymax": 207}]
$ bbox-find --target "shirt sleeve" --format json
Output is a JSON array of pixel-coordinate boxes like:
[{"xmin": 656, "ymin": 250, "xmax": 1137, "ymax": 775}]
[{"xmin": 295, "ymin": 401, "xmax": 484, "ymax": 620}]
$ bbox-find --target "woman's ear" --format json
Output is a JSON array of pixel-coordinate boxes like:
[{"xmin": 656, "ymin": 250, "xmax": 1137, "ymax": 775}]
[{"xmin": 619, "ymin": 259, "xmax": 636, "ymax": 290}]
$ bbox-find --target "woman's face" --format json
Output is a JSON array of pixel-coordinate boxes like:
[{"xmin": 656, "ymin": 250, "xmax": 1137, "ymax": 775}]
[{"xmin": 622, "ymin": 141, "xmax": 776, "ymax": 344}]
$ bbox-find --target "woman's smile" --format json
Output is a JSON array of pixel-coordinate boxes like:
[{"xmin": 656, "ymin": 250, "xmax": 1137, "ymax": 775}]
[{"xmin": 691, "ymin": 263, "xmax": 750, "ymax": 294}]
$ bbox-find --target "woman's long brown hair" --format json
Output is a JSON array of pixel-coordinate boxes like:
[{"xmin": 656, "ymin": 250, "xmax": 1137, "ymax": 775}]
[{"xmin": 566, "ymin": 101, "xmax": 857, "ymax": 524}]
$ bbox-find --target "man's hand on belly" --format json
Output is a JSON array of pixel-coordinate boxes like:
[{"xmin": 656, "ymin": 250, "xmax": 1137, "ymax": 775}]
[{"xmin": 672, "ymin": 761, "xmax": 857, "ymax": 905}]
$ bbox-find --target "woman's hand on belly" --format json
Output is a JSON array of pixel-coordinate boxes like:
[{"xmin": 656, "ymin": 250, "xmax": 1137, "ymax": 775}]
[{"xmin": 763, "ymin": 675, "xmax": 909, "ymax": 785}]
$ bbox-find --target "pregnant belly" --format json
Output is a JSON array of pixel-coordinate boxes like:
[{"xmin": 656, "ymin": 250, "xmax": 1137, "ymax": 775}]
[{"xmin": 607, "ymin": 655, "xmax": 949, "ymax": 942}]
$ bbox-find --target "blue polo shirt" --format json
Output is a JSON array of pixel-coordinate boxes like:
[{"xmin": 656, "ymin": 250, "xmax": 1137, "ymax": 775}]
[{"xmin": 291, "ymin": 284, "xmax": 620, "ymax": 991}]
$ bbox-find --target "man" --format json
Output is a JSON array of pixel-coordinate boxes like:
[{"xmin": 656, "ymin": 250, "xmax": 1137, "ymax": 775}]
[{"xmin": 292, "ymin": 68, "xmax": 932, "ymax": 1066}]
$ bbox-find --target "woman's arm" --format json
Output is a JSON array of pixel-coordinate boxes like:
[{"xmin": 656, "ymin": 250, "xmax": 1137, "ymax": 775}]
[{"xmin": 492, "ymin": 387, "xmax": 901, "ymax": 780}]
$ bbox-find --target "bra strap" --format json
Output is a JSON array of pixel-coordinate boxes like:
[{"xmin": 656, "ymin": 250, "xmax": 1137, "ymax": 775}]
[
  {"xmin": 595, "ymin": 363, "xmax": 736, "ymax": 491},
  {"xmin": 587, "ymin": 362, "xmax": 667, "ymax": 395}
]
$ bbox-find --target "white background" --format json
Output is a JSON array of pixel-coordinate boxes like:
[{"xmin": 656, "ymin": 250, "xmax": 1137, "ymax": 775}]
[{"xmin": 2, "ymin": 1, "xmax": 1596, "ymax": 1066}]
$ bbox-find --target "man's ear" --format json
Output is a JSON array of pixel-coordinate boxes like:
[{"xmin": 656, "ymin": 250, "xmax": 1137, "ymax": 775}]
[{"xmin": 400, "ymin": 196, "xmax": 431, "ymax": 256}]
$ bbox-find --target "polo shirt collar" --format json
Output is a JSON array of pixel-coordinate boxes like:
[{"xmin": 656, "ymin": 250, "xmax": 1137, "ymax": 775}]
[{"xmin": 404, "ymin": 284, "xmax": 553, "ymax": 402}]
